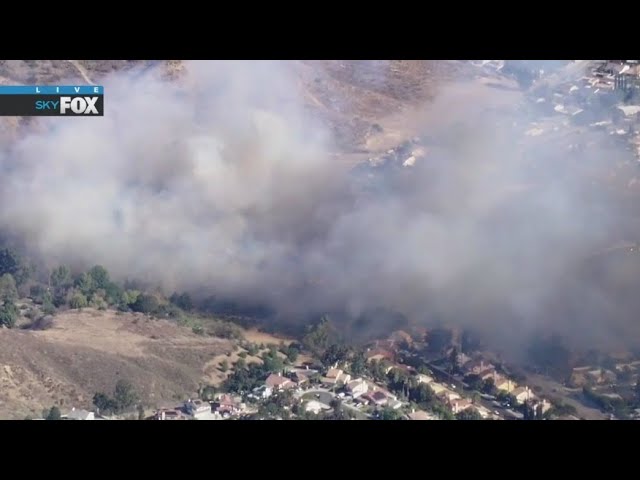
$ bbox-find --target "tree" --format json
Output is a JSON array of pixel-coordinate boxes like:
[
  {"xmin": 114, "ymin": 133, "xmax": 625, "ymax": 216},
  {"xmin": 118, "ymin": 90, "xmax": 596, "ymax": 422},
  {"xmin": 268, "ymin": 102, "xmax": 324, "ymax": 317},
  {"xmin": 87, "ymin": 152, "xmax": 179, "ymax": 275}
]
[
  {"xmin": 0, "ymin": 248, "xmax": 30, "ymax": 285},
  {"xmin": 88, "ymin": 265, "xmax": 110, "ymax": 291},
  {"xmin": 0, "ymin": 273, "xmax": 18, "ymax": 302},
  {"xmin": 170, "ymin": 292, "xmax": 193, "ymax": 311},
  {"xmin": 410, "ymin": 383, "xmax": 435, "ymax": 406},
  {"xmin": 449, "ymin": 346, "xmax": 459, "ymax": 372},
  {"xmin": 464, "ymin": 374, "xmax": 483, "ymax": 391},
  {"xmin": 321, "ymin": 344, "xmax": 350, "ymax": 368},
  {"xmin": 286, "ymin": 346, "xmax": 299, "ymax": 363},
  {"xmin": 130, "ymin": 294, "xmax": 159, "ymax": 314},
  {"xmin": 350, "ymin": 351, "xmax": 366, "ymax": 376},
  {"xmin": 302, "ymin": 316, "xmax": 338, "ymax": 355},
  {"xmin": 114, "ymin": 379, "xmax": 138, "ymax": 413},
  {"xmin": 262, "ymin": 350, "xmax": 284, "ymax": 373},
  {"xmin": 50, "ymin": 266, "xmax": 72, "ymax": 291},
  {"xmin": 482, "ymin": 377, "xmax": 496, "ymax": 395},
  {"xmin": 42, "ymin": 300, "xmax": 56, "ymax": 315},
  {"xmin": 379, "ymin": 407, "xmax": 402, "ymax": 420},
  {"xmin": 246, "ymin": 344, "xmax": 259, "ymax": 356},
  {"xmin": 137, "ymin": 404, "xmax": 145, "ymax": 420},
  {"xmin": 456, "ymin": 408, "xmax": 483, "ymax": 420},
  {"xmin": 75, "ymin": 272, "xmax": 95, "ymax": 296},
  {"xmin": 235, "ymin": 358, "xmax": 247, "ymax": 370},
  {"xmin": 93, "ymin": 392, "xmax": 116, "ymax": 414},
  {"xmin": 0, "ymin": 301, "xmax": 19, "ymax": 328},
  {"xmin": 69, "ymin": 292, "xmax": 88, "ymax": 309},
  {"xmin": 220, "ymin": 360, "xmax": 229, "ymax": 372},
  {"xmin": 45, "ymin": 406, "xmax": 61, "ymax": 420}
]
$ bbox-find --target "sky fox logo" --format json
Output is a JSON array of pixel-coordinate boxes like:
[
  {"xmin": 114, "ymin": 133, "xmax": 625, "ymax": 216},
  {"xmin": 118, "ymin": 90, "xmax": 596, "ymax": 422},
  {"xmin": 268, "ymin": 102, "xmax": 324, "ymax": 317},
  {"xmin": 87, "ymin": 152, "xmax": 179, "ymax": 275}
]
[
  {"xmin": 35, "ymin": 96, "xmax": 101, "ymax": 115},
  {"xmin": 60, "ymin": 96, "xmax": 99, "ymax": 115}
]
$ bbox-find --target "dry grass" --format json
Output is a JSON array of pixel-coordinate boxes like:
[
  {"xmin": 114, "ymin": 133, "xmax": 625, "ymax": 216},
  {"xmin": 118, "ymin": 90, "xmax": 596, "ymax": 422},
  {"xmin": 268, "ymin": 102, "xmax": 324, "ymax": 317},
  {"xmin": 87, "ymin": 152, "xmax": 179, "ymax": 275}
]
[{"xmin": 0, "ymin": 308, "xmax": 234, "ymax": 419}]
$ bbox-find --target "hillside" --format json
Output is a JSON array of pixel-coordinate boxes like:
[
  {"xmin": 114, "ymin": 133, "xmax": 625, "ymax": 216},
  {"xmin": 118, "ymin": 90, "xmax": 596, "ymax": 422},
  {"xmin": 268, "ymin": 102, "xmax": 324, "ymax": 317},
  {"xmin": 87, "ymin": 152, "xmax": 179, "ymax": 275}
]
[{"xmin": 0, "ymin": 308, "xmax": 290, "ymax": 419}]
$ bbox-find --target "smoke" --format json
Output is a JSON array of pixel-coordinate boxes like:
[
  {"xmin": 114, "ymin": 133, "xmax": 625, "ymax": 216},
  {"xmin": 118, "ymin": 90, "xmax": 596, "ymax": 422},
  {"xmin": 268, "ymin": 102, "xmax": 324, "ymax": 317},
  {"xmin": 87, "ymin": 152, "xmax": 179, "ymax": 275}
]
[{"xmin": 1, "ymin": 60, "xmax": 639, "ymax": 355}]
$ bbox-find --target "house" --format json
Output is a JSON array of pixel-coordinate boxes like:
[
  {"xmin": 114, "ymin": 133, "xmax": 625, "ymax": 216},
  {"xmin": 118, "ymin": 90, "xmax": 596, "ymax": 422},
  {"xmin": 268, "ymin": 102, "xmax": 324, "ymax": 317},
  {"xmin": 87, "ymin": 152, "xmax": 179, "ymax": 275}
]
[
  {"xmin": 322, "ymin": 368, "xmax": 351, "ymax": 386},
  {"xmin": 214, "ymin": 394, "xmax": 241, "ymax": 415},
  {"xmin": 184, "ymin": 399, "xmax": 212, "ymax": 418},
  {"xmin": 478, "ymin": 368, "xmax": 497, "ymax": 381},
  {"xmin": 494, "ymin": 376, "xmax": 517, "ymax": 393},
  {"xmin": 389, "ymin": 363, "xmax": 415, "ymax": 375},
  {"xmin": 437, "ymin": 390, "xmax": 461, "ymax": 402},
  {"xmin": 429, "ymin": 383, "xmax": 448, "ymax": 395},
  {"xmin": 511, "ymin": 386, "xmax": 536, "ymax": 404},
  {"xmin": 532, "ymin": 398, "xmax": 552, "ymax": 414},
  {"xmin": 365, "ymin": 347, "xmax": 395, "ymax": 363},
  {"xmin": 346, "ymin": 378, "xmax": 368, "ymax": 398},
  {"xmin": 154, "ymin": 409, "xmax": 184, "ymax": 420},
  {"xmin": 66, "ymin": 408, "xmax": 95, "ymax": 420},
  {"xmin": 363, "ymin": 391, "xmax": 389, "ymax": 406},
  {"xmin": 406, "ymin": 410, "xmax": 436, "ymax": 420},
  {"xmin": 265, "ymin": 373, "xmax": 295, "ymax": 390},
  {"xmin": 416, "ymin": 374, "xmax": 433, "ymax": 384},
  {"xmin": 586, "ymin": 369, "xmax": 617, "ymax": 385},
  {"xmin": 290, "ymin": 371, "xmax": 309, "ymax": 386},
  {"xmin": 448, "ymin": 398, "xmax": 473, "ymax": 414},
  {"xmin": 464, "ymin": 358, "xmax": 495, "ymax": 376}
]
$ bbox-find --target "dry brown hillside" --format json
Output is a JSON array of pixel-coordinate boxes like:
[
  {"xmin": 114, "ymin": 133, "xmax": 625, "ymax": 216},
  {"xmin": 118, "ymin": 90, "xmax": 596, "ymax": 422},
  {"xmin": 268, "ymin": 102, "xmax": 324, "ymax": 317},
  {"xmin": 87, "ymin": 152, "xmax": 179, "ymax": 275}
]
[{"xmin": 0, "ymin": 309, "xmax": 262, "ymax": 419}]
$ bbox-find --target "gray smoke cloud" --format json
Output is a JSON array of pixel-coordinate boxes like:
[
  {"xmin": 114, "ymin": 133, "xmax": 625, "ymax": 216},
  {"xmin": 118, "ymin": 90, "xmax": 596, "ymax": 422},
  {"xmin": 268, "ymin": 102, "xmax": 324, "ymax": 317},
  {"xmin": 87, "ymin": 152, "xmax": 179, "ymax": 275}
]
[{"xmin": 1, "ymin": 60, "xmax": 639, "ymax": 355}]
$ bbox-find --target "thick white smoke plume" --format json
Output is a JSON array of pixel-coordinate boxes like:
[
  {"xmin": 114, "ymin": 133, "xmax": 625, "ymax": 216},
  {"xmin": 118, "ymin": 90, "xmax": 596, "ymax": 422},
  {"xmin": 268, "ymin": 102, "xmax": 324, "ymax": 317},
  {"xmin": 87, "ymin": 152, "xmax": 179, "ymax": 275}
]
[{"xmin": 1, "ymin": 60, "xmax": 640, "ymax": 353}]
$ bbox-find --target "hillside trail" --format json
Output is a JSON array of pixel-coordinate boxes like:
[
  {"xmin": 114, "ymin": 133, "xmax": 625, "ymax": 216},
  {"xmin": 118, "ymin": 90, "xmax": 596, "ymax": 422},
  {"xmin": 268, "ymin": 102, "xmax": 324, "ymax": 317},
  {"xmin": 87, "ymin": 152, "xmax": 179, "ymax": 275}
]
[{"xmin": 66, "ymin": 60, "xmax": 94, "ymax": 85}]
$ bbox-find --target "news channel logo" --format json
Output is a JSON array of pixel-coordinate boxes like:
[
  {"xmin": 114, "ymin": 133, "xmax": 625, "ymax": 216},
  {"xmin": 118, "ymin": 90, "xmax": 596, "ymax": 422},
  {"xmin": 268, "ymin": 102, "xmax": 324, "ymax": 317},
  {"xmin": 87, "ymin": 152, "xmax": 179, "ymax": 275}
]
[{"xmin": 0, "ymin": 86, "xmax": 104, "ymax": 116}]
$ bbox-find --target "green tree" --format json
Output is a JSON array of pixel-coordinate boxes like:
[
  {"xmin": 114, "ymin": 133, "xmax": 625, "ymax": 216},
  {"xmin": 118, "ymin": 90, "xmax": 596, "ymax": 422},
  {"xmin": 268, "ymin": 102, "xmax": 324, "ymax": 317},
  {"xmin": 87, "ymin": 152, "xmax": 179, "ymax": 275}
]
[
  {"xmin": 220, "ymin": 360, "xmax": 229, "ymax": 372},
  {"xmin": 69, "ymin": 292, "xmax": 88, "ymax": 309},
  {"xmin": 302, "ymin": 316, "xmax": 337, "ymax": 354},
  {"xmin": 350, "ymin": 351, "xmax": 366, "ymax": 376},
  {"xmin": 410, "ymin": 383, "xmax": 435, "ymax": 406},
  {"xmin": 262, "ymin": 351, "xmax": 285, "ymax": 373},
  {"xmin": 379, "ymin": 407, "xmax": 403, "ymax": 420},
  {"xmin": 246, "ymin": 344, "xmax": 259, "ymax": 356},
  {"xmin": 137, "ymin": 404, "xmax": 145, "ymax": 420},
  {"xmin": 449, "ymin": 346, "xmax": 459, "ymax": 372},
  {"xmin": 75, "ymin": 272, "xmax": 95, "ymax": 296},
  {"xmin": 0, "ymin": 301, "xmax": 19, "ymax": 328},
  {"xmin": 286, "ymin": 346, "xmax": 299, "ymax": 363},
  {"xmin": 321, "ymin": 344, "xmax": 351, "ymax": 368},
  {"xmin": 456, "ymin": 409, "xmax": 483, "ymax": 420},
  {"xmin": 42, "ymin": 300, "xmax": 56, "ymax": 315},
  {"xmin": 45, "ymin": 406, "xmax": 61, "ymax": 420},
  {"xmin": 0, "ymin": 248, "xmax": 30, "ymax": 285},
  {"xmin": 482, "ymin": 377, "xmax": 496, "ymax": 395},
  {"xmin": 93, "ymin": 392, "xmax": 116, "ymax": 414},
  {"xmin": 88, "ymin": 265, "xmax": 110, "ymax": 290},
  {"xmin": 170, "ymin": 292, "xmax": 193, "ymax": 311},
  {"xmin": 114, "ymin": 379, "xmax": 138, "ymax": 413},
  {"xmin": 130, "ymin": 294, "xmax": 159, "ymax": 314},
  {"xmin": 235, "ymin": 358, "xmax": 247, "ymax": 370},
  {"xmin": 50, "ymin": 266, "xmax": 72, "ymax": 291},
  {"xmin": 0, "ymin": 273, "xmax": 18, "ymax": 302}
]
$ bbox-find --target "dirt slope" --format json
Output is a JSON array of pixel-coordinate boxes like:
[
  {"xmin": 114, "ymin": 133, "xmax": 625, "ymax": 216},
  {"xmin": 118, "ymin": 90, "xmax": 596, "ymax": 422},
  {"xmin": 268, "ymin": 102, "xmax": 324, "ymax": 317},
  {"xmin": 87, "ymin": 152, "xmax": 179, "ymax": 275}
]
[{"xmin": 0, "ymin": 309, "xmax": 236, "ymax": 419}]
